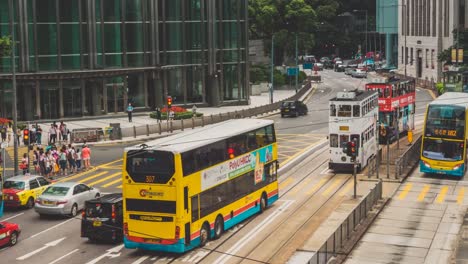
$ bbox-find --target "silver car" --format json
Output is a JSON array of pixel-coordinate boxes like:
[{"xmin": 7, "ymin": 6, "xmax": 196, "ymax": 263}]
[
  {"xmin": 351, "ymin": 68, "xmax": 367, "ymax": 78},
  {"xmin": 35, "ymin": 182, "xmax": 100, "ymax": 217}
]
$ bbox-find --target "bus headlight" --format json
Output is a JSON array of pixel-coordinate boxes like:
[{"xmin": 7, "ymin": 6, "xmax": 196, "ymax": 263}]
[
  {"xmin": 453, "ymin": 164, "xmax": 463, "ymax": 171},
  {"xmin": 423, "ymin": 161, "xmax": 431, "ymax": 168}
]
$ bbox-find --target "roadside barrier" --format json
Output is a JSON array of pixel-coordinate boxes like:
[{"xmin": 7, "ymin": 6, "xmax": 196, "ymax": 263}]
[
  {"xmin": 394, "ymin": 136, "xmax": 422, "ymax": 179},
  {"xmin": 306, "ymin": 180, "xmax": 383, "ymax": 264},
  {"xmin": 117, "ymin": 82, "xmax": 313, "ymax": 139}
]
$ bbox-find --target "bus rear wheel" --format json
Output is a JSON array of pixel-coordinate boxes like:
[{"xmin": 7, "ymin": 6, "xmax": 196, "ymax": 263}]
[
  {"xmin": 214, "ymin": 216, "xmax": 224, "ymax": 239},
  {"xmin": 199, "ymin": 223, "xmax": 210, "ymax": 247}
]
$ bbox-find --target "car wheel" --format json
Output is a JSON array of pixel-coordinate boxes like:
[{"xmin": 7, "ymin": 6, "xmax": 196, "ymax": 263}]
[
  {"xmin": 9, "ymin": 232, "xmax": 18, "ymax": 246},
  {"xmin": 259, "ymin": 194, "xmax": 268, "ymax": 213},
  {"xmin": 199, "ymin": 223, "xmax": 210, "ymax": 247},
  {"xmin": 214, "ymin": 216, "xmax": 224, "ymax": 240},
  {"xmin": 70, "ymin": 204, "xmax": 78, "ymax": 217},
  {"xmin": 26, "ymin": 197, "xmax": 35, "ymax": 209}
]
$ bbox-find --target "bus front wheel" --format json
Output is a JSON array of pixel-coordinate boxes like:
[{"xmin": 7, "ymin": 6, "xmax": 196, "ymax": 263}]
[
  {"xmin": 199, "ymin": 223, "xmax": 210, "ymax": 247},
  {"xmin": 214, "ymin": 215, "xmax": 224, "ymax": 239},
  {"xmin": 259, "ymin": 193, "xmax": 267, "ymax": 213}
]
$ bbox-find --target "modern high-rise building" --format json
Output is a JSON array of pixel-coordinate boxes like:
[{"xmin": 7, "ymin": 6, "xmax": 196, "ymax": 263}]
[
  {"xmin": 0, "ymin": 0, "xmax": 249, "ymax": 121},
  {"xmin": 398, "ymin": 0, "xmax": 467, "ymax": 82}
]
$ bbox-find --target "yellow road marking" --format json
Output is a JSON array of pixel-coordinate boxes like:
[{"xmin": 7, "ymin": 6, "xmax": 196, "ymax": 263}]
[
  {"xmin": 279, "ymin": 177, "xmax": 294, "ymax": 189},
  {"xmin": 306, "ymin": 178, "xmax": 328, "ymax": 195},
  {"xmin": 339, "ymin": 181, "xmax": 354, "ymax": 196},
  {"xmin": 78, "ymin": 171, "xmax": 109, "ymax": 183},
  {"xmin": 279, "ymin": 139, "xmax": 326, "ymax": 167},
  {"xmin": 457, "ymin": 187, "xmax": 465, "ymax": 205},
  {"xmin": 87, "ymin": 172, "xmax": 121, "ymax": 186},
  {"xmin": 398, "ymin": 183, "xmax": 413, "ymax": 200},
  {"xmin": 417, "ymin": 185, "xmax": 431, "ymax": 202},
  {"xmin": 117, "ymin": 185, "xmax": 122, "ymax": 189},
  {"xmin": 436, "ymin": 186, "xmax": 449, "ymax": 204},
  {"xmin": 323, "ymin": 178, "xmax": 343, "ymax": 196},
  {"xmin": 57, "ymin": 167, "xmax": 98, "ymax": 182},
  {"xmin": 102, "ymin": 178, "xmax": 123, "ymax": 188},
  {"xmin": 289, "ymin": 177, "xmax": 313, "ymax": 196}
]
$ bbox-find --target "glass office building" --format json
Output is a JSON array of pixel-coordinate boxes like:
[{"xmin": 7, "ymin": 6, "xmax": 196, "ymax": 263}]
[{"xmin": 0, "ymin": 0, "xmax": 249, "ymax": 120}]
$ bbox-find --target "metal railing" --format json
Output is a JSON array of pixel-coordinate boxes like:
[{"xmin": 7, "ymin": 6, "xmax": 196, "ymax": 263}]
[
  {"xmin": 306, "ymin": 180, "xmax": 383, "ymax": 264},
  {"xmin": 394, "ymin": 136, "xmax": 422, "ymax": 179},
  {"xmin": 114, "ymin": 83, "xmax": 312, "ymax": 140}
]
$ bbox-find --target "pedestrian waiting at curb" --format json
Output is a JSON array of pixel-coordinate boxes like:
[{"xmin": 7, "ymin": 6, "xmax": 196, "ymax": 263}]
[
  {"xmin": 75, "ymin": 148, "xmax": 82, "ymax": 171},
  {"xmin": 81, "ymin": 144, "xmax": 91, "ymax": 170},
  {"xmin": 20, "ymin": 153, "xmax": 29, "ymax": 175},
  {"xmin": 127, "ymin": 103, "xmax": 134, "ymax": 122},
  {"xmin": 155, "ymin": 107, "xmax": 162, "ymax": 123}
]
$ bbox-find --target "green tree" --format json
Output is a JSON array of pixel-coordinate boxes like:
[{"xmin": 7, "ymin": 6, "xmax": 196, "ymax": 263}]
[{"xmin": 0, "ymin": 35, "xmax": 12, "ymax": 56}]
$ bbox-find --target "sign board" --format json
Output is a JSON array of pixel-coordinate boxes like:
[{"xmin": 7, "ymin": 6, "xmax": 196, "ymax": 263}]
[
  {"xmin": 303, "ymin": 63, "xmax": 313, "ymax": 70},
  {"xmin": 287, "ymin": 67, "xmax": 299, "ymax": 76}
]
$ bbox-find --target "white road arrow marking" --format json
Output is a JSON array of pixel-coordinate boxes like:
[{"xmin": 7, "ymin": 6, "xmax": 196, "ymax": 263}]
[
  {"xmin": 17, "ymin": 237, "xmax": 66, "ymax": 260},
  {"xmin": 85, "ymin": 244, "xmax": 125, "ymax": 264},
  {"xmin": 132, "ymin": 256, "xmax": 149, "ymax": 264}
]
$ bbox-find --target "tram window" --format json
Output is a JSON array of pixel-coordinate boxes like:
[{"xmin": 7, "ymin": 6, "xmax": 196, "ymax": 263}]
[
  {"xmin": 338, "ymin": 105, "xmax": 352, "ymax": 117},
  {"xmin": 384, "ymin": 88, "xmax": 390, "ymax": 98},
  {"xmin": 340, "ymin": 135, "xmax": 349, "ymax": 146},
  {"xmin": 330, "ymin": 104, "xmax": 336, "ymax": 116},
  {"xmin": 330, "ymin": 134, "xmax": 338, "ymax": 148},
  {"xmin": 353, "ymin": 105, "xmax": 360, "ymax": 117}
]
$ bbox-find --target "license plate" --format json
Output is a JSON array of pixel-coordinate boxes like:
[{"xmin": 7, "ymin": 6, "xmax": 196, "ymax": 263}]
[
  {"xmin": 284, "ymin": 109, "xmax": 289, "ymax": 112},
  {"xmin": 43, "ymin": 201, "xmax": 54, "ymax": 206},
  {"xmin": 93, "ymin": 221, "xmax": 102, "ymax": 227}
]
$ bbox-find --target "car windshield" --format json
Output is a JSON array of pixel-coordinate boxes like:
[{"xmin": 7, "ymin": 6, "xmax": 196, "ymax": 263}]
[
  {"xmin": 43, "ymin": 186, "xmax": 70, "ymax": 196},
  {"xmin": 4, "ymin": 181, "xmax": 25, "ymax": 190},
  {"xmin": 85, "ymin": 203, "xmax": 112, "ymax": 218},
  {"xmin": 282, "ymin": 101, "xmax": 294, "ymax": 107}
]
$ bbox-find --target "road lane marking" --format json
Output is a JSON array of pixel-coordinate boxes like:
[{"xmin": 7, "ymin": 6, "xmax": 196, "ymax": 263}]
[
  {"xmin": 306, "ymin": 178, "xmax": 327, "ymax": 196},
  {"xmin": 279, "ymin": 177, "xmax": 294, "ymax": 190},
  {"xmin": 17, "ymin": 237, "xmax": 66, "ymax": 260},
  {"xmin": 87, "ymin": 172, "xmax": 121, "ymax": 186},
  {"xmin": 132, "ymin": 256, "xmax": 149, "ymax": 264},
  {"xmin": 1, "ymin": 212, "xmax": 24, "ymax": 221},
  {"xmin": 323, "ymin": 178, "xmax": 343, "ymax": 196},
  {"xmin": 398, "ymin": 183, "xmax": 413, "ymax": 200},
  {"xmin": 214, "ymin": 200, "xmax": 294, "ymax": 264},
  {"xmin": 279, "ymin": 139, "xmax": 325, "ymax": 167},
  {"xmin": 339, "ymin": 181, "xmax": 354, "ymax": 196},
  {"xmin": 436, "ymin": 186, "xmax": 449, "ymax": 204},
  {"xmin": 417, "ymin": 185, "xmax": 431, "ymax": 202},
  {"xmin": 289, "ymin": 177, "xmax": 314, "ymax": 196},
  {"xmin": 29, "ymin": 218, "xmax": 75, "ymax": 239},
  {"xmin": 457, "ymin": 187, "xmax": 465, "ymax": 204},
  {"xmin": 78, "ymin": 171, "xmax": 110, "ymax": 183},
  {"xmin": 102, "ymin": 178, "xmax": 123, "ymax": 188},
  {"xmin": 57, "ymin": 167, "xmax": 98, "ymax": 182},
  {"xmin": 117, "ymin": 185, "xmax": 122, "ymax": 189},
  {"xmin": 49, "ymin": 248, "xmax": 79, "ymax": 264},
  {"xmin": 86, "ymin": 244, "xmax": 124, "ymax": 264}
]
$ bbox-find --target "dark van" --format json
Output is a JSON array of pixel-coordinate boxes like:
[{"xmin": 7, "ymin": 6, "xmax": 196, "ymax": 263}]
[{"xmin": 81, "ymin": 193, "xmax": 123, "ymax": 243}]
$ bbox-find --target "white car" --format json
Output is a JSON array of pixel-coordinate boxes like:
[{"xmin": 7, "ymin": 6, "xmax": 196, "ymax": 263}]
[
  {"xmin": 35, "ymin": 182, "xmax": 100, "ymax": 217},
  {"xmin": 351, "ymin": 68, "xmax": 367, "ymax": 78},
  {"xmin": 314, "ymin": 62, "xmax": 323, "ymax": 70}
]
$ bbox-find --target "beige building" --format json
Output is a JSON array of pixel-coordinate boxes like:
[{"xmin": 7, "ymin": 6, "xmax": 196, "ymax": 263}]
[{"xmin": 398, "ymin": 0, "xmax": 467, "ymax": 82}]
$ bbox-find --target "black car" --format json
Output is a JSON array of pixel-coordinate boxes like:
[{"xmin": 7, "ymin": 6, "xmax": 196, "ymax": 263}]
[
  {"xmin": 280, "ymin": 100, "xmax": 308, "ymax": 117},
  {"xmin": 81, "ymin": 193, "xmax": 123, "ymax": 243}
]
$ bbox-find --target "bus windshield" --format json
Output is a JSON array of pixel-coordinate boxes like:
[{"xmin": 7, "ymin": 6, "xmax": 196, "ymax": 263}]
[
  {"xmin": 424, "ymin": 105, "xmax": 465, "ymax": 139},
  {"xmin": 126, "ymin": 150, "xmax": 175, "ymax": 184},
  {"xmin": 422, "ymin": 138, "xmax": 464, "ymax": 161}
]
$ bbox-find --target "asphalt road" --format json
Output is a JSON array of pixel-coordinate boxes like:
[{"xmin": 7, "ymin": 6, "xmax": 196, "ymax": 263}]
[{"xmin": 0, "ymin": 69, "xmax": 437, "ymax": 264}]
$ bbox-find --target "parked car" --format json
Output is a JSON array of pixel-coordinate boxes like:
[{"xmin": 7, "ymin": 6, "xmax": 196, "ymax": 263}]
[
  {"xmin": 345, "ymin": 67, "xmax": 354, "ymax": 75},
  {"xmin": 280, "ymin": 100, "xmax": 308, "ymax": 117},
  {"xmin": 334, "ymin": 61, "xmax": 345, "ymax": 72},
  {"xmin": 0, "ymin": 221, "xmax": 21, "ymax": 247},
  {"xmin": 35, "ymin": 182, "xmax": 100, "ymax": 217},
  {"xmin": 351, "ymin": 68, "xmax": 368, "ymax": 78},
  {"xmin": 81, "ymin": 193, "xmax": 123, "ymax": 243},
  {"xmin": 3, "ymin": 175, "xmax": 51, "ymax": 208}
]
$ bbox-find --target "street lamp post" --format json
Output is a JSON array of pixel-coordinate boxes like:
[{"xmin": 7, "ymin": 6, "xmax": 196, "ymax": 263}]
[
  {"xmin": 8, "ymin": 0, "xmax": 18, "ymax": 175},
  {"xmin": 270, "ymin": 34, "xmax": 274, "ymax": 104}
]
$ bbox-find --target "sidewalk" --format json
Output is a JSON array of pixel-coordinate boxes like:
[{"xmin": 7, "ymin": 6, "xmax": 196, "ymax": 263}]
[{"xmin": 26, "ymin": 89, "xmax": 301, "ymax": 146}]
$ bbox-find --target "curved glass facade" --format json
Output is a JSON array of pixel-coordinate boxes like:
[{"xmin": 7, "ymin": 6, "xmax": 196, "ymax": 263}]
[{"xmin": 0, "ymin": 0, "xmax": 249, "ymax": 120}]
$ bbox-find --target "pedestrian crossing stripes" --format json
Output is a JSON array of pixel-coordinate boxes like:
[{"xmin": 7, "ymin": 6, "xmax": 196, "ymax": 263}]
[{"xmin": 396, "ymin": 182, "xmax": 468, "ymax": 205}]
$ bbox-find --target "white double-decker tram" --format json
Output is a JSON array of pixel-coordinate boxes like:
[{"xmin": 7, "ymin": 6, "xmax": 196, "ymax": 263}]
[{"xmin": 329, "ymin": 90, "xmax": 379, "ymax": 172}]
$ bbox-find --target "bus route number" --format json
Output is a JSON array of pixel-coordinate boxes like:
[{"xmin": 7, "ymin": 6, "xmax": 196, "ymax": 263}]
[
  {"xmin": 145, "ymin": 176, "xmax": 156, "ymax": 183},
  {"xmin": 434, "ymin": 129, "xmax": 457, "ymax": 137}
]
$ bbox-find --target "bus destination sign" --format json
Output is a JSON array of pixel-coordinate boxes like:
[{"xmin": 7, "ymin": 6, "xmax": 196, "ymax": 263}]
[{"xmin": 434, "ymin": 129, "xmax": 457, "ymax": 137}]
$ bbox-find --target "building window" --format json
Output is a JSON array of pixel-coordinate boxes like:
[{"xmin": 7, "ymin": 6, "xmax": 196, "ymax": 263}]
[
  {"xmin": 444, "ymin": 0, "xmax": 449, "ymax": 37},
  {"xmin": 432, "ymin": 0, "xmax": 436, "ymax": 37},
  {"xmin": 405, "ymin": 47, "xmax": 408, "ymax": 64},
  {"xmin": 402, "ymin": 46, "xmax": 404, "ymax": 64},
  {"xmin": 425, "ymin": 49, "xmax": 429, "ymax": 68},
  {"xmin": 431, "ymin": 49, "xmax": 435, "ymax": 69}
]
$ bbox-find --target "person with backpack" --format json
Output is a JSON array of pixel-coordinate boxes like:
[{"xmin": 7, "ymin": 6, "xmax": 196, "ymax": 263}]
[
  {"xmin": 67, "ymin": 144, "xmax": 76, "ymax": 173},
  {"xmin": 127, "ymin": 103, "xmax": 134, "ymax": 122},
  {"xmin": 20, "ymin": 153, "xmax": 29, "ymax": 175},
  {"xmin": 59, "ymin": 148, "xmax": 68, "ymax": 176},
  {"xmin": 75, "ymin": 148, "xmax": 82, "ymax": 171}
]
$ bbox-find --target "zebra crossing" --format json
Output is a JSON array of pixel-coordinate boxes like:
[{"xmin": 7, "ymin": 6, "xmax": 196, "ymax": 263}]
[{"xmin": 395, "ymin": 178, "xmax": 468, "ymax": 205}]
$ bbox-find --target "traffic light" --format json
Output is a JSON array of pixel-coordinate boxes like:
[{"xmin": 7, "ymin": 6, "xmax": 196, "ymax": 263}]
[
  {"xmin": 349, "ymin": 140, "xmax": 358, "ymax": 157},
  {"xmin": 167, "ymin": 96, "xmax": 172, "ymax": 109},
  {"xmin": 23, "ymin": 129, "xmax": 30, "ymax": 145}
]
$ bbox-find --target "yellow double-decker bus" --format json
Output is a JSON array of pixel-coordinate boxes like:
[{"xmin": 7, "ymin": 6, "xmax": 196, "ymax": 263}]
[
  {"xmin": 122, "ymin": 119, "xmax": 278, "ymax": 253},
  {"xmin": 420, "ymin": 92, "xmax": 468, "ymax": 177}
]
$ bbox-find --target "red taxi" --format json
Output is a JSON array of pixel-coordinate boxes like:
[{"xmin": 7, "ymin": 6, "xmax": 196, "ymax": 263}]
[{"xmin": 0, "ymin": 221, "xmax": 21, "ymax": 247}]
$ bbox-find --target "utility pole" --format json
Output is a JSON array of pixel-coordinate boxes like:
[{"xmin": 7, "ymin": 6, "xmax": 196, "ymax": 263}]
[
  {"xmin": 295, "ymin": 33, "xmax": 298, "ymax": 93},
  {"xmin": 375, "ymin": 114, "xmax": 380, "ymax": 179},
  {"xmin": 353, "ymin": 156, "xmax": 357, "ymax": 199},
  {"xmin": 404, "ymin": 1, "xmax": 407, "ymax": 76},
  {"xmin": 9, "ymin": 0, "xmax": 18, "ymax": 175},
  {"xmin": 270, "ymin": 34, "xmax": 275, "ymax": 104}
]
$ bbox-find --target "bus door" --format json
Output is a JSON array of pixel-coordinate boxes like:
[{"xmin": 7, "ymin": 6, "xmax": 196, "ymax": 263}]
[{"xmin": 184, "ymin": 186, "xmax": 191, "ymax": 245}]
